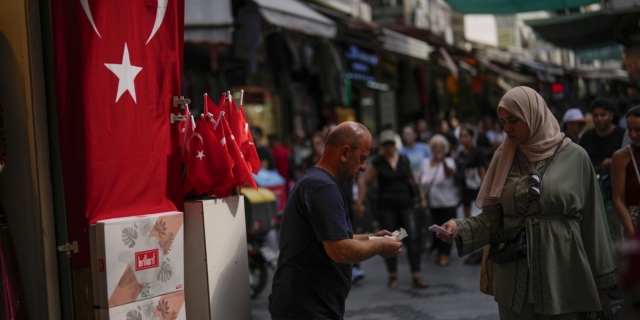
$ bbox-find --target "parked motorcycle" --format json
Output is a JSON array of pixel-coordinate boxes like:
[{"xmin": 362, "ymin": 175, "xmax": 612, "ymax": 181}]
[{"xmin": 242, "ymin": 187, "xmax": 281, "ymax": 298}]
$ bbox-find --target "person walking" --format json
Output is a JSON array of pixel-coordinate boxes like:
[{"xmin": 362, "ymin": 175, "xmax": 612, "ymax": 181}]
[
  {"xmin": 455, "ymin": 125, "xmax": 487, "ymax": 219},
  {"xmin": 438, "ymin": 87, "xmax": 617, "ymax": 319},
  {"xmin": 356, "ymin": 129, "xmax": 429, "ymax": 289},
  {"xmin": 399, "ymin": 124, "xmax": 432, "ymax": 178},
  {"xmin": 269, "ymin": 122, "xmax": 402, "ymax": 320},
  {"xmin": 455, "ymin": 125, "xmax": 487, "ymax": 264},
  {"xmin": 560, "ymin": 108, "xmax": 587, "ymax": 143},
  {"xmin": 579, "ymin": 98, "xmax": 626, "ymax": 170},
  {"xmin": 611, "ymin": 105, "xmax": 640, "ymax": 238},
  {"xmin": 419, "ymin": 134, "xmax": 458, "ymax": 266}
]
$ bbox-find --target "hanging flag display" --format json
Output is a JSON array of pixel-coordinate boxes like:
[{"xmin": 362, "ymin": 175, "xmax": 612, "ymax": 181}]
[
  {"xmin": 50, "ymin": 0, "xmax": 185, "ymax": 267},
  {"xmin": 220, "ymin": 94, "xmax": 261, "ymax": 174},
  {"xmin": 181, "ymin": 94, "xmax": 258, "ymax": 198}
]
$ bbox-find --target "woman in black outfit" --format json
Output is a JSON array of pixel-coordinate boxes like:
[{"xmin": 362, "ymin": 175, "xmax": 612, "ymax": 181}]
[
  {"xmin": 356, "ymin": 130, "xmax": 428, "ymax": 289},
  {"xmin": 455, "ymin": 125, "xmax": 487, "ymax": 264}
]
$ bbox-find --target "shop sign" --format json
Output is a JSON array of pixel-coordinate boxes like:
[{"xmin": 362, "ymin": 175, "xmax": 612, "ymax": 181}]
[{"xmin": 344, "ymin": 44, "xmax": 378, "ymax": 82}]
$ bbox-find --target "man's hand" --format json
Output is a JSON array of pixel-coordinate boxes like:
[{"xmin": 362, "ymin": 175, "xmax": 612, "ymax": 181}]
[
  {"xmin": 372, "ymin": 230, "xmax": 394, "ymax": 238},
  {"xmin": 601, "ymin": 157, "xmax": 613, "ymax": 168},
  {"xmin": 597, "ymin": 289, "xmax": 612, "ymax": 320},
  {"xmin": 377, "ymin": 238, "xmax": 402, "ymax": 258},
  {"xmin": 435, "ymin": 220, "xmax": 459, "ymax": 244}
]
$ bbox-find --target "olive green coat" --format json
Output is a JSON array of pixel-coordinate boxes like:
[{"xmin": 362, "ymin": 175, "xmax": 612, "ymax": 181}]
[{"xmin": 455, "ymin": 143, "xmax": 618, "ymax": 315}]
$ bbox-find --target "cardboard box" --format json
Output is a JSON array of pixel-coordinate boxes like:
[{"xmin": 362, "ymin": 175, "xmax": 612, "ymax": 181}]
[
  {"xmin": 91, "ymin": 211, "xmax": 184, "ymax": 308},
  {"xmin": 98, "ymin": 290, "xmax": 186, "ymax": 320},
  {"xmin": 184, "ymin": 197, "xmax": 251, "ymax": 320}
]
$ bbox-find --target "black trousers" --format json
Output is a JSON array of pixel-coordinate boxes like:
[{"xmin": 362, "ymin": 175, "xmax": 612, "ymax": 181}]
[
  {"xmin": 430, "ymin": 207, "xmax": 457, "ymax": 255},
  {"xmin": 378, "ymin": 207, "xmax": 421, "ymax": 273}
]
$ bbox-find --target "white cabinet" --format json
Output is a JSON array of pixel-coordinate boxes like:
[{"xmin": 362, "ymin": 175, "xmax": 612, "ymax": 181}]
[{"xmin": 184, "ymin": 196, "xmax": 251, "ymax": 320}]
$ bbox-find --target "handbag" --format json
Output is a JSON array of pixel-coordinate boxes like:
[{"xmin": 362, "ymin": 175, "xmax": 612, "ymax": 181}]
[
  {"xmin": 464, "ymin": 167, "xmax": 482, "ymax": 190},
  {"xmin": 487, "ymin": 138, "xmax": 564, "ymax": 264}
]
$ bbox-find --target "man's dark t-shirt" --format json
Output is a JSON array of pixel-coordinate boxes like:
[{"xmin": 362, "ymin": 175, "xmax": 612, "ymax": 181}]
[
  {"xmin": 579, "ymin": 127, "xmax": 626, "ymax": 168},
  {"xmin": 268, "ymin": 167, "xmax": 353, "ymax": 320}
]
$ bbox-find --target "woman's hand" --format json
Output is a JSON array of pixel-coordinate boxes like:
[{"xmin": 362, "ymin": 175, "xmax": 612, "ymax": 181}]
[
  {"xmin": 420, "ymin": 198, "xmax": 428, "ymax": 209},
  {"xmin": 597, "ymin": 289, "xmax": 612, "ymax": 320},
  {"xmin": 435, "ymin": 220, "xmax": 459, "ymax": 244}
]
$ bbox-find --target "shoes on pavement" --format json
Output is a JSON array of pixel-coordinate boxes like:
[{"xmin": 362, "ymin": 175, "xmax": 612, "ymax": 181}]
[
  {"xmin": 412, "ymin": 277, "xmax": 429, "ymax": 289},
  {"xmin": 439, "ymin": 255, "xmax": 450, "ymax": 266},
  {"xmin": 352, "ymin": 266, "xmax": 365, "ymax": 284},
  {"xmin": 387, "ymin": 276, "xmax": 398, "ymax": 289}
]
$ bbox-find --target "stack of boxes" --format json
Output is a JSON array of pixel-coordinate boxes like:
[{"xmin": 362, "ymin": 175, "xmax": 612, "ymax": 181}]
[{"xmin": 90, "ymin": 211, "xmax": 186, "ymax": 320}]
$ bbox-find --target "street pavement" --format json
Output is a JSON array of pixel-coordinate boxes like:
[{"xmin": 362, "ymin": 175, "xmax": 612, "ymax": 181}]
[{"xmin": 251, "ymin": 207, "xmax": 500, "ymax": 320}]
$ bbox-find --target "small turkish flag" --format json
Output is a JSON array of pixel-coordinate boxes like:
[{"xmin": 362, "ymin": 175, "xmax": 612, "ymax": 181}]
[
  {"xmin": 208, "ymin": 95, "xmax": 257, "ymax": 191},
  {"xmin": 220, "ymin": 95, "xmax": 261, "ymax": 174},
  {"xmin": 185, "ymin": 115, "xmax": 235, "ymax": 196}
]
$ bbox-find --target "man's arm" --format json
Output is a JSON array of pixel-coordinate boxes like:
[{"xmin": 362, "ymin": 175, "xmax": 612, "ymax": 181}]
[{"xmin": 323, "ymin": 237, "xmax": 401, "ymax": 264}]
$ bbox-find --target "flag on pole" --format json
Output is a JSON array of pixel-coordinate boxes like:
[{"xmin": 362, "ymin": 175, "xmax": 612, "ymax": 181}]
[
  {"xmin": 209, "ymin": 95, "xmax": 257, "ymax": 191},
  {"xmin": 185, "ymin": 115, "xmax": 235, "ymax": 197},
  {"xmin": 220, "ymin": 94, "xmax": 261, "ymax": 174}
]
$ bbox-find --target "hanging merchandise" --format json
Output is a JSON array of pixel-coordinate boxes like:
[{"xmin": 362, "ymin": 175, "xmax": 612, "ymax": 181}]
[
  {"xmin": 50, "ymin": 0, "xmax": 185, "ymax": 267},
  {"xmin": 184, "ymin": 112, "xmax": 235, "ymax": 198},
  {"xmin": 219, "ymin": 93, "xmax": 261, "ymax": 174},
  {"xmin": 183, "ymin": 93, "xmax": 259, "ymax": 198},
  {"xmin": 211, "ymin": 94, "xmax": 258, "ymax": 191}
]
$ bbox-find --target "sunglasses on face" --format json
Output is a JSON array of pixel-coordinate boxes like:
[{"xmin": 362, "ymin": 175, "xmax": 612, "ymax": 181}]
[
  {"xmin": 382, "ymin": 142, "xmax": 395, "ymax": 147},
  {"xmin": 528, "ymin": 173, "xmax": 541, "ymax": 201}
]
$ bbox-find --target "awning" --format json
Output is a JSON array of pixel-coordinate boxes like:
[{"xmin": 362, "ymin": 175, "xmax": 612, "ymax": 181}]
[
  {"xmin": 254, "ymin": 0, "xmax": 337, "ymax": 39},
  {"xmin": 445, "ymin": 0, "xmax": 598, "ymax": 14},
  {"xmin": 184, "ymin": 0, "xmax": 234, "ymax": 44},
  {"xmin": 524, "ymin": 11, "xmax": 616, "ymax": 50},
  {"xmin": 379, "ymin": 28, "xmax": 433, "ymax": 60},
  {"xmin": 479, "ymin": 59, "xmax": 536, "ymax": 83},
  {"xmin": 574, "ymin": 44, "xmax": 623, "ymax": 62}
]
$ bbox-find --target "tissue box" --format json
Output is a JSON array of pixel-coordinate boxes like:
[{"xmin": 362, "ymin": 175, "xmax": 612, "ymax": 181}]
[
  {"xmin": 91, "ymin": 211, "xmax": 184, "ymax": 308},
  {"xmin": 97, "ymin": 290, "xmax": 186, "ymax": 320}
]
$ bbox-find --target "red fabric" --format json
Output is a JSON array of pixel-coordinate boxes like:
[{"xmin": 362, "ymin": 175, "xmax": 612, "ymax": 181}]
[
  {"xmin": 208, "ymin": 96, "xmax": 257, "ymax": 191},
  {"xmin": 220, "ymin": 95, "xmax": 261, "ymax": 174},
  {"xmin": 271, "ymin": 146, "xmax": 291, "ymax": 181},
  {"xmin": 50, "ymin": 0, "xmax": 184, "ymax": 267},
  {"xmin": 185, "ymin": 115, "xmax": 235, "ymax": 196}
]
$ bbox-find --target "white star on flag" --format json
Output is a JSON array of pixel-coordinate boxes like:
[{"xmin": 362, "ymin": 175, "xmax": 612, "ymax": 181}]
[
  {"xmin": 196, "ymin": 150, "xmax": 205, "ymax": 160},
  {"xmin": 105, "ymin": 43, "xmax": 143, "ymax": 103}
]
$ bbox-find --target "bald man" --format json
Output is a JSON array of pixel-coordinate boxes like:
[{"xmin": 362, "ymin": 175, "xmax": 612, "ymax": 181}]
[{"xmin": 269, "ymin": 122, "xmax": 402, "ymax": 320}]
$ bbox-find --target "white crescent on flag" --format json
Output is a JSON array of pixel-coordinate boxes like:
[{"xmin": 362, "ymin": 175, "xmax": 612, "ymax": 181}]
[
  {"xmin": 146, "ymin": 0, "xmax": 168, "ymax": 44},
  {"xmin": 80, "ymin": 0, "xmax": 101, "ymax": 37},
  {"xmin": 186, "ymin": 132, "xmax": 204, "ymax": 155}
]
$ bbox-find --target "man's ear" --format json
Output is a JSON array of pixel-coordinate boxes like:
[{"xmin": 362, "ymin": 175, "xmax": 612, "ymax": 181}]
[{"xmin": 341, "ymin": 145, "xmax": 350, "ymax": 162}]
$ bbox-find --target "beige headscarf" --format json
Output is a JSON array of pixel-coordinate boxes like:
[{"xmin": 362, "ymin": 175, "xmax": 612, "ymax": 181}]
[{"xmin": 476, "ymin": 86, "xmax": 571, "ymax": 208}]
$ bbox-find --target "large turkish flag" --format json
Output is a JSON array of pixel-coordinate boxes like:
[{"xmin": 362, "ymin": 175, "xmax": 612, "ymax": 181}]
[{"xmin": 51, "ymin": 0, "xmax": 185, "ymax": 267}]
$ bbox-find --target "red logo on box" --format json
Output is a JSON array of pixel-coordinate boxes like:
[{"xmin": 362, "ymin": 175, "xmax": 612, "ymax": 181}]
[
  {"xmin": 98, "ymin": 259, "xmax": 105, "ymax": 272},
  {"xmin": 135, "ymin": 249, "xmax": 159, "ymax": 271}
]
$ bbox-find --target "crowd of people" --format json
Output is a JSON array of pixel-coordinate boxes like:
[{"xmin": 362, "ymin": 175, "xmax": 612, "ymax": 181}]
[{"xmin": 259, "ymin": 87, "xmax": 640, "ymax": 319}]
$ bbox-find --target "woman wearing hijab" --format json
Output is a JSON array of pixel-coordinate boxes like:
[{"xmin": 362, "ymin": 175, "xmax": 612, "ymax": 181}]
[{"xmin": 438, "ymin": 87, "xmax": 617, "ymax": 319}]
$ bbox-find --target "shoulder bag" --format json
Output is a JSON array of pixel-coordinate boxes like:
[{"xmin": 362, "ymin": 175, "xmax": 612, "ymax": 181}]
[{"xmin": 487, "ymin": 138, "xmax": 565, "ymax": 264}]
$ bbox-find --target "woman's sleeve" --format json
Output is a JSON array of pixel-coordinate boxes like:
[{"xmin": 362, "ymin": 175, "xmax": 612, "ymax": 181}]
[
  {"xmin": 579, "ymin": 151, "xmax": 619, "ymax": 289},
  {"xmin": 453, "ymin": 204, "xmax": 502, "ymax": 257}
]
